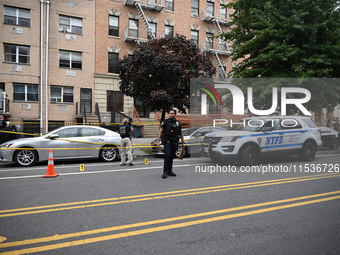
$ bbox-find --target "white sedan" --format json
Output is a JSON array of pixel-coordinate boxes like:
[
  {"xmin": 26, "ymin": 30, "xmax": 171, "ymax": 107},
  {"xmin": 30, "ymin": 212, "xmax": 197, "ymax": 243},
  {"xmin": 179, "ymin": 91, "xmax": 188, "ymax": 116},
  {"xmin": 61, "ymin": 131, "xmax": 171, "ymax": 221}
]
[{"xmin": 0, "ymin": 125, "xmax": 121, "ymax": 167}]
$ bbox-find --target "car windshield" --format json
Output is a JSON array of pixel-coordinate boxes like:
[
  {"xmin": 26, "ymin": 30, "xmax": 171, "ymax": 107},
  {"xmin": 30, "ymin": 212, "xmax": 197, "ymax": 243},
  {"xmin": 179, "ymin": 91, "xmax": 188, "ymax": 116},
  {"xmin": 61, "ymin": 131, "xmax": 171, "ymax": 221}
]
[
  {"xmin": 182, "ymin": 127, "xmax": 200, "ymax": 136},
  {"xmin": 230, "ymin": 119, "xmax": 267, "ymax": 132}
]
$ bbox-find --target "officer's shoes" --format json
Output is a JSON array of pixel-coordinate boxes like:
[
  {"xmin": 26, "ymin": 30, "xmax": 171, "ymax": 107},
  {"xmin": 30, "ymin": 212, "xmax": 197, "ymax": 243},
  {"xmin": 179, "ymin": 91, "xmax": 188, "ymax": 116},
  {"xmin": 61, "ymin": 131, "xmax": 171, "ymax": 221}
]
[
  {"xmin": 168, "ymin": 171, "xmax": 176, "ymax": 177},
  {"xmin": 120, "ymin": 163, "xmax": 126, "ymax": 166},
  {"xmin": 128, "ymin": 163, "xmax": 134, "ymax": 166},
  {"xmin": 162, "ymin": 172, "xmax": 167, "ymax": 179}
]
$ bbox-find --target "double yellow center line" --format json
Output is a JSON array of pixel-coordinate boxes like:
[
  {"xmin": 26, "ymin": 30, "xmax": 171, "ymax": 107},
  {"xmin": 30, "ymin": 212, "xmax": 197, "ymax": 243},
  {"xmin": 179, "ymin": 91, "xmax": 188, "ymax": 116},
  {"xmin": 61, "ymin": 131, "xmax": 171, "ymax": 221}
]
[
  {"xmin": 1, "ymin": 190, "xmax": 339, "ymax": 254},
  {"xmin": 1, "ymin": 173, "xmax": 339, "ymax": 219}
]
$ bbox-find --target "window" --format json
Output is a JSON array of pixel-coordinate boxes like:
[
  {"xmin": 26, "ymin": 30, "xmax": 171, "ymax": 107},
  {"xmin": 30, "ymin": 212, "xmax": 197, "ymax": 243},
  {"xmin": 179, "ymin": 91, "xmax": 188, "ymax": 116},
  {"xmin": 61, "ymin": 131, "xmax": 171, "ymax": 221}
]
[
  {"xmin": 4, "ymin": 44, "xmax": 30, "ymax": 64},
  {"xmin": 129, "ymin": 19, "xmax": 139, "ymax": 37},
  {"xmin": 59, "ymin": 50, "xmax": 82, "ymax": 69},
  {"xmin": 148, "ymin": 22, "xmax": 157, "ymax": 39},
  {"xmin": 165, "ymin": 0, "xmax": 174, "ymax": 11},
  {"xmin": 108, "ymin": 52, "xmax": 119, "ymax": 74},
  {"xmin": 50, "ymin": 86, "xmax": 74, "ymax": 103},
  {"xmin": 220, "ymin": 5, "xmax": 227, "ymax": 19},
  {"xmin": 302, "ymin": 119, "xmax": 318, "ymax": 128},
  {"xmin": 109, "ymin": 15, "xmax": 119, "ymax": 37},
  {"xmin": 191, "ymin": 0, "xmax": 199, "ymax": 17},
  {"xmin": 4, "ymin": 6, "xmax": 30, "ymax": 27},
  {"xmin": 191, "ymin": 30, "xmax": 199, "ymax": 45},
  {"xmin": 80, "ymin": 127, "xmax": 105, "ymax": 137},
  {"xmin": 206, "ymin": 32, "xmax": 214, "ymax": 49},
  {"xmin": 219, "ymin": 38, "xmax": 226, "ymax": 50},
  {"xmin": 107, "ymin": 91, "xmax": 124, "ymax": 112},
  {"xmin": 13, "ymin": 83, "xmax": 38, "ymax": 102},
  {"xmin": 59, "ymin": 15, "xmax": 82, "ymax": 34},
  {"xmin": 165, "ymin": 25, "xmax": 174, "ymax": 38},
  {"xmin": 281, "ymin": 119, "xmax": 302, "ymax": 129},
  {"xmin": 53, "ymin": 127, "xmax": 79, "ymax": 138},
  {"xmin": 207, "ymin": 2, "xmax": 214, "ymax": 16}
]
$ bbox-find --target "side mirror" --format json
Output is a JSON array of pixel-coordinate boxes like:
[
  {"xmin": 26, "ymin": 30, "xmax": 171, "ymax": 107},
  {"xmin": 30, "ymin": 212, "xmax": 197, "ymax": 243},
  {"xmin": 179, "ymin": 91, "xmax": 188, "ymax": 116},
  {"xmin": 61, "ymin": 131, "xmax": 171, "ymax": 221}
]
[{"xmin": 49, "ymin": 134, "xmax": 59, "ymax": 139}]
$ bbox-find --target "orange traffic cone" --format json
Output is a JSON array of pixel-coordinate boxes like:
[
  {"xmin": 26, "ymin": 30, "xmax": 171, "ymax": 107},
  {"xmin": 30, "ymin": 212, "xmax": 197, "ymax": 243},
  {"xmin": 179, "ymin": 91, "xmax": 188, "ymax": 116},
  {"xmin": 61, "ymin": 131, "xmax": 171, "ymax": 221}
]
[{"xmin": 43, "ymin": 149, "xmax": 59, "ymax": 178}]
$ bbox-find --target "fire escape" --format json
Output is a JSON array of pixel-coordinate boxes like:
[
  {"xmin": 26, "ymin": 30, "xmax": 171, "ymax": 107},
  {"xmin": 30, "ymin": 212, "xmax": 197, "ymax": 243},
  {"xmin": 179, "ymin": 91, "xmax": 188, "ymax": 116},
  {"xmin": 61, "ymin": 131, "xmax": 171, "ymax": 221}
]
[
  {"xmin": 202, "ymin": 7, "xmax": 232, "ymax": 81},
  {"xmin": 124, "ymin": 0, "xmax": 164, "ymax": 44}
]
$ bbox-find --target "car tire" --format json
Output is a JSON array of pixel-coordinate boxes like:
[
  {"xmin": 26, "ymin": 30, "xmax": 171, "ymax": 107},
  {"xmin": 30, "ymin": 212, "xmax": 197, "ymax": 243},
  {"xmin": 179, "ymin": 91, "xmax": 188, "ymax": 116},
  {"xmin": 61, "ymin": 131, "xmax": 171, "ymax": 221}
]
[
  {"xmin": 14, "ymin": 149, "xmax": 38, "ymax": 167},
  {"xmin": 239, "ymin": 145, "xmax": 259, "ymax": 166},
  {"xmin": 300, "ymin": 142, "xmax": 316, "ymax": 161},
  {"xmin": 99, "ymin": 145, "xmax": 119, "ymax": 162}
]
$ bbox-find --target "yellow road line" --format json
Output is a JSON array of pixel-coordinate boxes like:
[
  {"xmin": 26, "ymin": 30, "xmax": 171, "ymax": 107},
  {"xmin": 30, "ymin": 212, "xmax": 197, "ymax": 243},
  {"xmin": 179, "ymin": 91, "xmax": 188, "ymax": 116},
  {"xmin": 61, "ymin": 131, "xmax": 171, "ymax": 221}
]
[
  {"xmin": 0, "ymin": 173, "xmax": 339, "ymax": 218},
  {"xmin": 1, "ymin": 193, "xmax": 339, "ymax": 254},
  {"xmin": 1, "ymin": 172, "xmax": 336, "ymax": 214}
]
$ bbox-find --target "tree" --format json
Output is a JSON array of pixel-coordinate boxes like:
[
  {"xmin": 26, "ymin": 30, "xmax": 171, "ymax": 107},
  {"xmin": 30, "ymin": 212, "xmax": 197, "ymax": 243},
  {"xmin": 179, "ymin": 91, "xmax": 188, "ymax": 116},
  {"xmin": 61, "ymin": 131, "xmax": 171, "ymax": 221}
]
[
  {"xmin": 219, "ymin": 0, "xmax": 340, "ymax": 113},
  {"xmin": 117, "ymin": 35, "xmax": 216, "ymax": 122}
]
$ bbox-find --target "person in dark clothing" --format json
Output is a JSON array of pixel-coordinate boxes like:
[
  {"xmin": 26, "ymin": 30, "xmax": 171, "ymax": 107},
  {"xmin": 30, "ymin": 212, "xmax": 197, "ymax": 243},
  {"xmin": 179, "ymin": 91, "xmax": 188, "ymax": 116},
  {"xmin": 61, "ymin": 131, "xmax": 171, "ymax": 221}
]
[
  {"xmin": 119, "ymin": 118, "xmax": 134, "ymax": 166},
  {"xmin": 0, "ymin": 115, "xmax": 7, "ymax": 130},
  {"xmin": 156, "ymin": 109, "xmax": 185, "ymax": 179}
]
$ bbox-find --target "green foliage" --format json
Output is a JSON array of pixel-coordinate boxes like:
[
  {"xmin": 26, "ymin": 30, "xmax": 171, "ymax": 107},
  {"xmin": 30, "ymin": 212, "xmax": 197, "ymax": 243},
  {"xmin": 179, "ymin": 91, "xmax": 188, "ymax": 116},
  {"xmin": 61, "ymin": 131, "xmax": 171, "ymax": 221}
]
[
  {"xmin": 219, "ymin": 0, "xmax": 340, "ymax": 113},
  {"xmin": 117, "ymin": 35, "xmax": 216, "ymax": 114}
]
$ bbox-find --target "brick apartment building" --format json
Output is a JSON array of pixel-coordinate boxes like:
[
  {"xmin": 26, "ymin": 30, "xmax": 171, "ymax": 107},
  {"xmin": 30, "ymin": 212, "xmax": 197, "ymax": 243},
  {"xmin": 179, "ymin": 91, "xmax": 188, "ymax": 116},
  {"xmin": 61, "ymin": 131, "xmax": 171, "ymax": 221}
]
[
  {"xmin": 0, "ymin": 0, "xmax": 337, "ymax": 134},
  {"xmin": 0, "ymin": 0, "xmax": 232, "ymax": 134},
  {"xmin": 94, "ymin": 0, "xmax": 233, "ymax": 121}
]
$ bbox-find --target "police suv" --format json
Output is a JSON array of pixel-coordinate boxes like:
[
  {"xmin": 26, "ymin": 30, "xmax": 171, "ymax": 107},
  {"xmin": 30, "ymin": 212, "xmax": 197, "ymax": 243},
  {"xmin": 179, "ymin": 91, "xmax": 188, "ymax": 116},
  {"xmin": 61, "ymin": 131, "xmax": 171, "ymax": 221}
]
[{"xmin": 202, "ymin": 116, "xmax": 322, "ymax": 165}]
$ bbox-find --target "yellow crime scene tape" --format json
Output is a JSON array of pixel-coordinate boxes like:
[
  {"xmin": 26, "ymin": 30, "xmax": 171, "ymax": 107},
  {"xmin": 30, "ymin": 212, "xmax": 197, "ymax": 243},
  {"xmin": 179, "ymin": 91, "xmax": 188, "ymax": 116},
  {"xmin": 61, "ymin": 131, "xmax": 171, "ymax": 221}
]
[{"xmin": 0, "ymin": 130, "xmax": 207, "ymax": 150}]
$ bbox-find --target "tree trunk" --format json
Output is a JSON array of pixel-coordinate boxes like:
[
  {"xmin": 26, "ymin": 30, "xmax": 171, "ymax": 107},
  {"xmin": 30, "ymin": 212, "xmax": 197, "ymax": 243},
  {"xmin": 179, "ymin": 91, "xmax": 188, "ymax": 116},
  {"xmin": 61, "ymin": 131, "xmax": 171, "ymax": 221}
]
[{"xmin": 160, "ymin": 108, "xmax": 166, "ymax": 125}]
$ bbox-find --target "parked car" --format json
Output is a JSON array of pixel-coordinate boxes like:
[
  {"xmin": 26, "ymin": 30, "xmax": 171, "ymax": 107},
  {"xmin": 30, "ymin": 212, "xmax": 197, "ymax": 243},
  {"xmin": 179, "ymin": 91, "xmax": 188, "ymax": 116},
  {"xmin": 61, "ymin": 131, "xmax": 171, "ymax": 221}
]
[
  {"xmin": 151, "ymin": 126, "xmax": 226, "ymax": 157},
  {"xmin": 0, "ymin": 125, "xmax": 27, "ymax": 145},
  {"xmin": 203, "ymin": 116, "xmax": 322, "ymax": 165},
  {"xmin": 318, "ymin": 126, "xmax": 339, "ymax": 150},
  {"xmin": 0, "ymin": 125, "xmax": 121, "ymax": 167}
]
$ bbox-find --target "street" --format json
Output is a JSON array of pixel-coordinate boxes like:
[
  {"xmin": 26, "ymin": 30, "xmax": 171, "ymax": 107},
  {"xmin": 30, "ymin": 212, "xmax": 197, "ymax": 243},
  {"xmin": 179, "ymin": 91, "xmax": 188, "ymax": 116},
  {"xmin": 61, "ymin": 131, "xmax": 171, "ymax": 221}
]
[{"xmin": 0, "ymin": 152, "xmax": 339, "ymax": 255}]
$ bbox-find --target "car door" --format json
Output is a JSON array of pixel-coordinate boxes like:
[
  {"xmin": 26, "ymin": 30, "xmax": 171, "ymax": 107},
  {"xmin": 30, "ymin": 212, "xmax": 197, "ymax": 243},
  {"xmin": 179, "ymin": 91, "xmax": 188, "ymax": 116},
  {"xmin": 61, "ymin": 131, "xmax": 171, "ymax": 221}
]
[
  {"xmin": 279, "ymin": 118, "xmax": 305, "ymax": 150},
  {"xmin": 261, "ymin": 118, "xmax": 287, "ymax": 153},
  {"xmin": 261, "ymin": 118, "xmax": 303, "ymax": 153},
  {"xmin": 77, "ymin": 127, "xmax": 106, "ymax": 157},
  {"xmin": 41, "ymin": 127, "xmax": 80, "ymax": 159}
]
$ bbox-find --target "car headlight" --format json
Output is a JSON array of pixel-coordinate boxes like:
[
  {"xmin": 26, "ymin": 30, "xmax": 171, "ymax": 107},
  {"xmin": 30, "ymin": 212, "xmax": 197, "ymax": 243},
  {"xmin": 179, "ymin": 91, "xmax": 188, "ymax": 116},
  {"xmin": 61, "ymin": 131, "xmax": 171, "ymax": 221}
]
[
  {"xmin": 220, "ymin": 136, "xmax": 238, "ymax": 142},
  {"xmin": 1, "ymin": 143, "xmax": 13, "ymax": 149}
]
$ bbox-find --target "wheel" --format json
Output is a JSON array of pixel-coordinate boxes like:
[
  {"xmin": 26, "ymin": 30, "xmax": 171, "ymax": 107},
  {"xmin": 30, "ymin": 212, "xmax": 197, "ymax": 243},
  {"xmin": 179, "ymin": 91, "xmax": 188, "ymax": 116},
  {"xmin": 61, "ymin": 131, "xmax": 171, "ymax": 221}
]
[
  {"xmin": 99, "ymin": 146, "xmax": 118, "ymax": 162},
  {"xmin": 239, "ymin": 145, "xmax": 259, "ymax": 166},
  {"xmin": 300, "ymin": 142, "xmax": 316, "ymax": 161},
  {"xmin": 14, "ymin": 149, "xmax": 38, "ymax": 167}
]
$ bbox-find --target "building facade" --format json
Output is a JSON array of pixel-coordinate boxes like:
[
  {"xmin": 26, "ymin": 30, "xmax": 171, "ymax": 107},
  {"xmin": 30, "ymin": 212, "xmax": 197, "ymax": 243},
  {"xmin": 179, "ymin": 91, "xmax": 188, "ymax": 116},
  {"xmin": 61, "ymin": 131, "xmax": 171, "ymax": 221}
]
[
  {"xmin": 1, "ymin": 0, "xmax": 95, "ymax": 134},
  {"xmin": 1, "ymin": 0, "xmax": 337, "ymax": 134},
  {"xmin": 94, "ymin": 0, "xmax": 233, "ymax": 120}
]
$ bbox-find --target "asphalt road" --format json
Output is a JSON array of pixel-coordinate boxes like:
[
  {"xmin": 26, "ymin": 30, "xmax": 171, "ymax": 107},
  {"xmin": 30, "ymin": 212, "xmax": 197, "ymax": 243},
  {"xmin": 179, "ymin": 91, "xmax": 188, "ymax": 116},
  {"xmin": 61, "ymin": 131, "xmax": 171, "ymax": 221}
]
[{"xmin": 0, "ymin": 152, "xmax": 339, "ymax": 255}]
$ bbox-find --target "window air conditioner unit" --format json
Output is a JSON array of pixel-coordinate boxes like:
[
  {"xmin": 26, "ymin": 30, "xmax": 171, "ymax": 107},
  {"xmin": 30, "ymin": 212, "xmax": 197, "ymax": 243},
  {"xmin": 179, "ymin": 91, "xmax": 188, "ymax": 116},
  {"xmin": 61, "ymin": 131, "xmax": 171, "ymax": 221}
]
[
  {"xmin": 51, "ymin": 97, "xmax": 62, "ymax": 103},
  {"xmin": 11, "ymin": 65, "xmax": 23, "ymax": 72},
  {"xmin": 59, "ymin": 26, "xmax": 70, "ymax": 33},
  {"xmin": 11, "ymin": 27, "xmax": 23, "ymax": 34}
]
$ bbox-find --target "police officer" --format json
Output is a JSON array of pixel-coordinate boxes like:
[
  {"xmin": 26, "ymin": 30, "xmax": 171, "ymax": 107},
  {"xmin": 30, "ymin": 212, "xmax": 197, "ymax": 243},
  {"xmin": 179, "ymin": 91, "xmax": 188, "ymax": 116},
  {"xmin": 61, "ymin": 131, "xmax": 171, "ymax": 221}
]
[{"xmin": 157, "ymin": 109, "xmax": 185, "ymax": 179}]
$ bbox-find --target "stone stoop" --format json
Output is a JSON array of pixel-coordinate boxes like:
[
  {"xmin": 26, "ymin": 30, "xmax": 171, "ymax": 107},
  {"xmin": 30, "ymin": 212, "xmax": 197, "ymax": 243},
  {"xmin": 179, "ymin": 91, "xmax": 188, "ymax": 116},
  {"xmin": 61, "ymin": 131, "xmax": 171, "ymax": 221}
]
[
  {"xmin": 83, "ymin": 115, "xmax": 100, "ymax": 125},
  {"xmin": 139, "ymin": 118, "xmax": 160, "ymax": 138}
]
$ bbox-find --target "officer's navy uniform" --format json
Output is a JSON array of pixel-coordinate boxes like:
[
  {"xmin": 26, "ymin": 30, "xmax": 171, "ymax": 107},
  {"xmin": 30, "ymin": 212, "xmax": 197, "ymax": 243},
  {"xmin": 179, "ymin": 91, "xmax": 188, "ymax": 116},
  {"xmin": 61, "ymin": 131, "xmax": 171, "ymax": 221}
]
[{"xmin": 161, "ymin": 118, "xmax": 182, "ymax": 175}]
